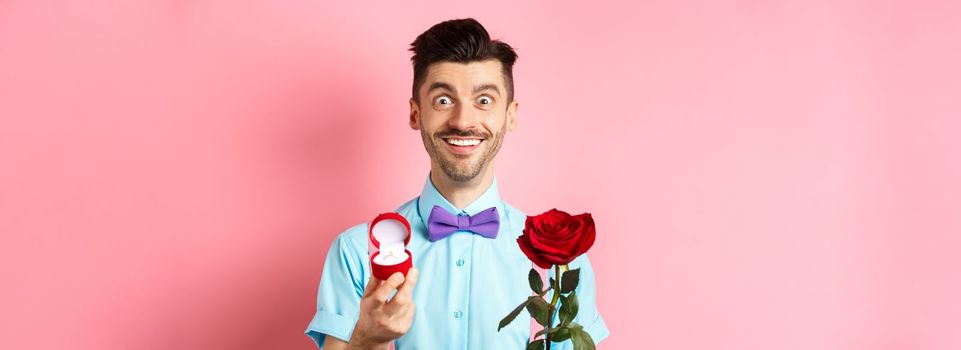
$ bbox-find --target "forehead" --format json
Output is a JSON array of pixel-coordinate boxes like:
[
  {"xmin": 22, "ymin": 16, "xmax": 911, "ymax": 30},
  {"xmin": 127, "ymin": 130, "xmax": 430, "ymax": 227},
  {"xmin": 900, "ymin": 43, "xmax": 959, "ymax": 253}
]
[{"xmin": 421, "ymin": 59, "xmax": 506, "ymax": 93}]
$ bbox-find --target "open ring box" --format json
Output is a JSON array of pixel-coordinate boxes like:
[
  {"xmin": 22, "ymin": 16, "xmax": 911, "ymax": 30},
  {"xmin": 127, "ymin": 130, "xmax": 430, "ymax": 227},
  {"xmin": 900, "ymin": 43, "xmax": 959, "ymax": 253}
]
[{"xmin": 369, "ymin": 212, "xmax": 413, "ymax": 280}]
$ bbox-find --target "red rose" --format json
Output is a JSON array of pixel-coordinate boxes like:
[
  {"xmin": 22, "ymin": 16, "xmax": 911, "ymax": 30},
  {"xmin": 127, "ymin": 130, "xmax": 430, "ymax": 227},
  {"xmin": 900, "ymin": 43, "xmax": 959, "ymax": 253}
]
[{"xmin": 517, "ymin": 209, "xmax": 596, "ymax": 269}]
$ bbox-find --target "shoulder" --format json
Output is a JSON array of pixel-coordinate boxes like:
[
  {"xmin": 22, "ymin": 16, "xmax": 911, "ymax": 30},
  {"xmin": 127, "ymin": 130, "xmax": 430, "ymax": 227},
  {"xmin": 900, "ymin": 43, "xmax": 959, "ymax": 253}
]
[
  {"xmin": 331, "ymin": 197, "xmax": 421, "ymax": 255},
  {"xmin": 393, "ymin": 197, "xmax": 419, "ymax": 217},
  {"xmin": 327, "ymin": 222, "xmax": 368, "ymax": 259},
  {"xmin": 502, "ymin": 200, "xmax": 526, "ymax": 218},
  {"xmin": 500, "ymin": 200, "xmax": 528, "ymax": 238}
]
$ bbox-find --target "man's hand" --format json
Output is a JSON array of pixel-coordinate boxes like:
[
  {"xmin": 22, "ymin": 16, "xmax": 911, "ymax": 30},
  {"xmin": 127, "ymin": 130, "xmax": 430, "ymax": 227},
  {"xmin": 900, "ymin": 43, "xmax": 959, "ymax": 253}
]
[{"xmin": 343, "ymin": 268, "xmax": 419, "ymax": 350}]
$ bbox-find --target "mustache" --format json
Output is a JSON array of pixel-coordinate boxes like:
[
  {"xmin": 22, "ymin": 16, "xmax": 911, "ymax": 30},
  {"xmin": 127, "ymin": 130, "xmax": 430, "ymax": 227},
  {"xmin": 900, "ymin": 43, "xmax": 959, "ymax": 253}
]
[{"xmin": 436, "ymin": 129, "xmax": 488, "ymax": 139}]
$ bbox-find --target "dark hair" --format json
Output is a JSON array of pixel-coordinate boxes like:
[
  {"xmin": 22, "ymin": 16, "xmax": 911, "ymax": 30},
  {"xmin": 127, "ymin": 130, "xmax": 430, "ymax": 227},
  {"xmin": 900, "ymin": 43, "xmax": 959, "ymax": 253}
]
[{"xmin": 409, "ymin": 18, "xmax": 518, "ymax": 104}]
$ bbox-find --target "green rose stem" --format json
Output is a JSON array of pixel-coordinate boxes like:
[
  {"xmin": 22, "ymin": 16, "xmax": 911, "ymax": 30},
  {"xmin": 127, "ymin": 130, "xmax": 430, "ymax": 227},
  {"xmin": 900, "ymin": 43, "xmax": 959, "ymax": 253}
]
[{"xmin": 545, "ymin": 264, "xmax": 563, "ymax": 349}]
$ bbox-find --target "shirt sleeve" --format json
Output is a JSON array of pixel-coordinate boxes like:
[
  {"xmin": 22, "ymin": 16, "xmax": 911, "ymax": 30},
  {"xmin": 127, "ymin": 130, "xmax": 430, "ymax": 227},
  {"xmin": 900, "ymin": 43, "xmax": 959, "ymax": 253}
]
[
  {"xmin": 305, "ymin": 231, "xmax": 369, "ymax": 348},
  {"xmin": 549, "ymin": 253, "xmax": 610, "ymax": 349}
]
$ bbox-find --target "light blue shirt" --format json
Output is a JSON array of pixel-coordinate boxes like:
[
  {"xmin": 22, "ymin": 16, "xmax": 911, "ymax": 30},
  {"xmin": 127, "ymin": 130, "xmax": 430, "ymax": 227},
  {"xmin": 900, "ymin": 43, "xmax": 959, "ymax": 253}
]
[{"xmin": 305, "ymin": 174, "xmax": 609, "ymax": 349}]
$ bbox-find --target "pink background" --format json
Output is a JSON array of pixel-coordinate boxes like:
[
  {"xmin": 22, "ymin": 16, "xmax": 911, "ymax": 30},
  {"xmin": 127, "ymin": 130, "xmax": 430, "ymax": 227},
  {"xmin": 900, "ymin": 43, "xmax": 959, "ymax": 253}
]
[{"xmin": 2, "ymin": 1, "xmax": 959, "ymax": 349}]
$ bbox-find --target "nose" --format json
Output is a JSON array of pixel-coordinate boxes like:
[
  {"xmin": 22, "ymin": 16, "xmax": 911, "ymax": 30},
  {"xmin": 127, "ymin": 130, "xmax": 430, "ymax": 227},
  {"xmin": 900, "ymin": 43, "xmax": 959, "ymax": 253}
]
[{"xmin": 448, "ymin": 100, "xmax": 479, "ymax": 131}]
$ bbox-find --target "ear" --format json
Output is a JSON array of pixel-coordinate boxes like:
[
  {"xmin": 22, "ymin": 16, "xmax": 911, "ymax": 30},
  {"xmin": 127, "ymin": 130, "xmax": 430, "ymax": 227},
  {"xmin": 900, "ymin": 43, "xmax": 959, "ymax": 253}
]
[
  {"xmin": 409, "ymin": 98, "xmax": 420, "ymax": 130},
  {"xmin": 506, "ymin": 99, "xmax": 518, "ymax": 132}
]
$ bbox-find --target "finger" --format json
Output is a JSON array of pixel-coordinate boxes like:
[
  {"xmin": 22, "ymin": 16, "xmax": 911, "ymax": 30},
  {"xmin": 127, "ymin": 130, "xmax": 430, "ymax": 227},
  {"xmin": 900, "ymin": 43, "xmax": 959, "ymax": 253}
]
[
  {"xmin": 371, "ymin": 272, "xmax": 405, "ymax": 303},
  {"xmin": 362, "ymin": 274, "xmax": 380, "ymax": 298},
  {"xmin": 391, "ymin": 268, "xmax": 419, "ymax": 304}
]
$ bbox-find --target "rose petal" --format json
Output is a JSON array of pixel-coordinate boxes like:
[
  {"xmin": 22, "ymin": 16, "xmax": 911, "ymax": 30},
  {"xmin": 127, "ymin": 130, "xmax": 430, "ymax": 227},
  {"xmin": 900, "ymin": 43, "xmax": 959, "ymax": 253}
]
[{"xmin": 517, "ymin": 235, "xmax": 552, "ymax": 269}]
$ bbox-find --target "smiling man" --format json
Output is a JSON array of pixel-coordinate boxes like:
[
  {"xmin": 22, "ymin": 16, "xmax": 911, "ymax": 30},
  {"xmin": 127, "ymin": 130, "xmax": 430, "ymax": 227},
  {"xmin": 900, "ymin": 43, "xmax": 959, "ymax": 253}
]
[{"xmin": 305, "ymin": 18, "xmax": 609, "ymax": 349}]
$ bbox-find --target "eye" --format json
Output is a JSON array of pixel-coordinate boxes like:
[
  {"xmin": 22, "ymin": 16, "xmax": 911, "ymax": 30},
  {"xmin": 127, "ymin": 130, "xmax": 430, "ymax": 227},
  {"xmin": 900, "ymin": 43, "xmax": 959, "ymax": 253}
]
[
  {"xmin": 477, "ymin": 96, "xmax": 493, "ymax": 105},
  {"xmin": 434, "ymin": 95, "xmax": 453, "ymax": 105}
]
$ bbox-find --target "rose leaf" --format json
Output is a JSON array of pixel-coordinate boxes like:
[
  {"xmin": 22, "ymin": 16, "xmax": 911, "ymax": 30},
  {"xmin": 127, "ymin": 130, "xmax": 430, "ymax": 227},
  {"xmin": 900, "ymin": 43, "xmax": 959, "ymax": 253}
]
[
  {"xmin": 528, "ymin": 268, "xmax": 543, "ymax": 294},
  {"xmin": 526, "ymin": 296, "xmax": 551, "ymax": 326},
  {"xmin": 560, "ymin": 268, "xmax": 581, "ymax": 293},
  {"xmin": 499, "ymin": 298, "xmax": 531, "ymax": 331}
]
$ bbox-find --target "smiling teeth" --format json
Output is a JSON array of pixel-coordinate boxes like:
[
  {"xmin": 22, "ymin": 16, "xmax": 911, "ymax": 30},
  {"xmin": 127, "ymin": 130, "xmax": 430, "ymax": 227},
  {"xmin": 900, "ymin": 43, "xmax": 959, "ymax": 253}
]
[{"xmin": 446, "ymin": 138, "xmax": 481, "ymax": 146}]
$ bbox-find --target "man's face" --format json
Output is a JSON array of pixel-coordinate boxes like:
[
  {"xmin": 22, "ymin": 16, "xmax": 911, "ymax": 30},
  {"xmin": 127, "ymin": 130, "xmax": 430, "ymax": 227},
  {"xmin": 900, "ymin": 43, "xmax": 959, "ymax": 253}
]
[{"xmin": 409, "ymin": 59, "xmax": 518, "ymax": 182}]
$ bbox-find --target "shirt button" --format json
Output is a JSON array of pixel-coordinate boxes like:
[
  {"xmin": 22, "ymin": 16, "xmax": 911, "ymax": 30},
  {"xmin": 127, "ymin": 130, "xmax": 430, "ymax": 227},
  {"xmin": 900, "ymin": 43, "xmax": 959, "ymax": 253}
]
[
  {"xmin": 453, "ymin": 310, "xmax": 463, "ymax": 318},
  {"xmin": 455, "ymin": 258, "xmax": 465, "ymax": 267}
]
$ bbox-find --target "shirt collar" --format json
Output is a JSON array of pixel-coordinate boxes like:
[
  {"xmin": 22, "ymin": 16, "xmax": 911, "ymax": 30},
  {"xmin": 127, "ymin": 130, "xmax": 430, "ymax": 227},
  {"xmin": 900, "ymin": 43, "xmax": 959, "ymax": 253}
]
[{"xmin": 417, "ymin": 172, "xmax": 503, "ymax": 230}]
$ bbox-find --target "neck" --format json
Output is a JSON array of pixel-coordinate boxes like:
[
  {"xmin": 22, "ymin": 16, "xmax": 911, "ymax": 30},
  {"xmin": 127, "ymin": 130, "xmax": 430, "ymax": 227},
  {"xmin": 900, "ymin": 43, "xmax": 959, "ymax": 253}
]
[{"xmin": 430, "ymin": 166, "xmax": 494, "ymax": 211}]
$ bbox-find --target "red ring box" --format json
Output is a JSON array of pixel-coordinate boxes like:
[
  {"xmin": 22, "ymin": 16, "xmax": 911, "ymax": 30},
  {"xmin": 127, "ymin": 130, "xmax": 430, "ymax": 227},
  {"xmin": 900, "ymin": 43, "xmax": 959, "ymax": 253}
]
[{"xmin": 369, "ymin": 212, "xmax": 413, "ymax": 280}]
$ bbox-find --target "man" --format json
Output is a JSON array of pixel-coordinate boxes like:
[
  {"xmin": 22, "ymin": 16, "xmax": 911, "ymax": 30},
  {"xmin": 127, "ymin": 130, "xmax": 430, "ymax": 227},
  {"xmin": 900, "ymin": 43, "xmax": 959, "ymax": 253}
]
[{"xmin": 305, "ymin": 18, "xmax": 609, "ymax": 349}]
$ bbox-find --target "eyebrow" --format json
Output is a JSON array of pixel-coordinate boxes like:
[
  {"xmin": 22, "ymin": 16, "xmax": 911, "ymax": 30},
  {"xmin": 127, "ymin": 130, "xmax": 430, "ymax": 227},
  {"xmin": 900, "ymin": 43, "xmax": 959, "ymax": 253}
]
[{"xmin": 427, "ymin": 82, "xmax": 502, "ymax": 96}]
